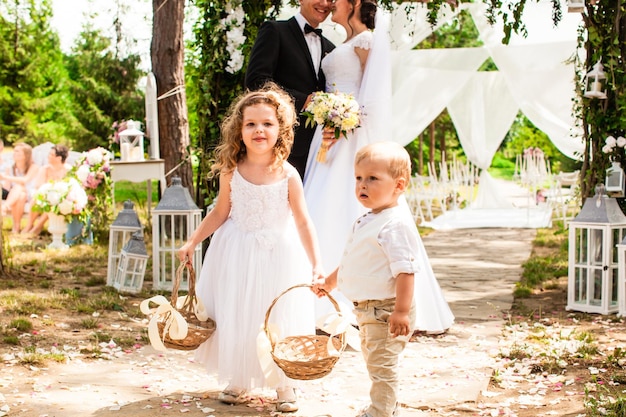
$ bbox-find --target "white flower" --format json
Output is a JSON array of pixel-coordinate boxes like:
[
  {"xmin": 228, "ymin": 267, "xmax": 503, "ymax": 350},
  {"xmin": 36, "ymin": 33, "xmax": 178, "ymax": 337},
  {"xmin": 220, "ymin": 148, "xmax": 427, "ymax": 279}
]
[
  {"xmin": 617, "ymin": 136, "xmax": 626, "ymax": 148},
  {"xmin": 58, "ymin": 199, "xmax": 74, "ymax": 215},
  {"xmin": 86, "ymin": 148, "xmax": 104, "ymax": 165},
  {"xmin": 602, "ymin": 144, "xmax": 614, "ymax": 154},
  {"xmin": 606, "ymin": 135, "xmax": 617, "ymax": 147},
  {"xmin": 46, "ymin": 190, "xmax": 62, "ymax": 206},
  {"xmin": 76, "ymin": 164, "xmax": 90, "ymax": 182}
]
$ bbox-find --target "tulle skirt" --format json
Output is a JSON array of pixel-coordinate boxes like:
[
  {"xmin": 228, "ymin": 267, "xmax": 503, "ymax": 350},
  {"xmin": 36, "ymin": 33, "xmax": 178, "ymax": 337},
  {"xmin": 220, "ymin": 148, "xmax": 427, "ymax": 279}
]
[{"xmin": 194, "ymin": 218, "xmax": 315, "ymax": 390}]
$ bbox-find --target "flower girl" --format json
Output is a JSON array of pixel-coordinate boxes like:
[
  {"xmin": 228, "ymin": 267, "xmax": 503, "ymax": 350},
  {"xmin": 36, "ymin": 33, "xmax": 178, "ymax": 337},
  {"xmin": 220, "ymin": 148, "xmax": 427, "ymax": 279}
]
[{"xmin": 178, "ymin": 83, "xmax": 323, "ymax": 413}]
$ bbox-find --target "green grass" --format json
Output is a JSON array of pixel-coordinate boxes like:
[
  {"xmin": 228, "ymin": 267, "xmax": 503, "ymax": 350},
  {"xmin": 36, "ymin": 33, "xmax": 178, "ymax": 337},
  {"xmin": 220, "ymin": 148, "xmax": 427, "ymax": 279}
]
[
  {"xmin": 113, "ymin": 180, "xmax": 160, "ymax": 214},
  {"xmin": 514, "ymin": 224, "xmax": 568, "ymax": 297}
]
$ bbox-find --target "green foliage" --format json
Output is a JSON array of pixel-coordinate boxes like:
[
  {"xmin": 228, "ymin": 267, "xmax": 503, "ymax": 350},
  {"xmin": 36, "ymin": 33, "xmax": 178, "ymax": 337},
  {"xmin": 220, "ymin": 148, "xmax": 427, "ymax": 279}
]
[
  {"xmin": 64, "ymin": 29, "xmax": 145, "ymax": 151},
  {"xmin": 502, "ymin": 113, "xmax": 582, "ymax": 174},
  {"xmin": 190, "ymin": 1, "xmax": 281, "ymax": 208},
  {"xmin": 0, "ymin": 0, "xmax": 144, "ymax": 152},
  {"xmin": 0, "ymin": 0, "xmax": 73, "ymax": 145}
]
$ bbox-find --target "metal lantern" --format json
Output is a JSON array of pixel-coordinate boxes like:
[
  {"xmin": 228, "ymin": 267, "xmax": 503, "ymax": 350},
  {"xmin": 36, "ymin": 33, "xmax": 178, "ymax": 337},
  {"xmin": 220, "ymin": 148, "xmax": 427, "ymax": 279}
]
[
  {"xmin": 112, "ymin": 231, "xmax": 149, "ymax": 294},
  {"xmin": 567, "ymin": 0, "xmax": 584, "ymax": 13},
  {"xmin": 583, "ymin": 60, "xmax": 607, "ymax": 100},
  {"xmin": 118, "ymin": 120, "xmax": 145, "ymax": 162},
  {"xmin": 567, "ymin": 186, "xmax": 626, "ymax": 314},
  {"xmin": 605, "ymin": 161, "xmax": 625, "ymax": 197},
  {"xmin": 152, "ymin": 177, "xmax": 202, "ymax": 291},
  {"xmin": 107, "ymin": 200, "xmax": 143, "ymax": 286}
]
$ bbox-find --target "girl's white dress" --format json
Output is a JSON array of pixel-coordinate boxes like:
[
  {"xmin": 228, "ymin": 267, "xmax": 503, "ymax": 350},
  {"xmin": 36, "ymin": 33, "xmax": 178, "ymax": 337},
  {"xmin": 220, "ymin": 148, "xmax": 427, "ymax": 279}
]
[
  {"xmin": 195, "ymin": 168, "xmax": 315, "ymax": 390},
  {"xmin": 304, "ymin": 30, "xmax": 454, "ymax": 333}
]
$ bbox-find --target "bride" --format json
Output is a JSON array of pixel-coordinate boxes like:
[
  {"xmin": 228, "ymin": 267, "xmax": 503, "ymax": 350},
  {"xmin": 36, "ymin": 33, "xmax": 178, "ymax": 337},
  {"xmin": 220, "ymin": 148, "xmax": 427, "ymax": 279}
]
[{"xmin": 304, "ymin": 0, "xmax": 454, "ymax": 334}]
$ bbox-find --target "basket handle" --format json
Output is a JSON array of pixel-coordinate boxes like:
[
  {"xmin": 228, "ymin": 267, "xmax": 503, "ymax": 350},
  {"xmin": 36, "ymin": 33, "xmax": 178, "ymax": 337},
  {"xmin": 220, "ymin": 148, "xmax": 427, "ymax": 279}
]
[
  {"xmin": 172, "ymin": 260, "xmax": 198, "ymax": 314},
  {"xmin": 263, "ymin": 283, "xmax": 342, "ymax": 348}
]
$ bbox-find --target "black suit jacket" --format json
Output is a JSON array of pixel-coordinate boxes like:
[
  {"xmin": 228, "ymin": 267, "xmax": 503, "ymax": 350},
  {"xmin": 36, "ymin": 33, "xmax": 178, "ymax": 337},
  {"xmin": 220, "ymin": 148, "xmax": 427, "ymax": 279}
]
[{"xmin": 245, "ymin": 17, "xmax": 335, "ymax": 175}]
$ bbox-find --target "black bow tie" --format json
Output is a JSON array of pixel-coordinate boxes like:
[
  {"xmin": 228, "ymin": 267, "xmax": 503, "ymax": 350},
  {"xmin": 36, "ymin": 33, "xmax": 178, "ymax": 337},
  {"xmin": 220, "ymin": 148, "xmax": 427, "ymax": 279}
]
[{"xmin": 304, "ymin": 23, "xmax": 322, "ymax": 37}]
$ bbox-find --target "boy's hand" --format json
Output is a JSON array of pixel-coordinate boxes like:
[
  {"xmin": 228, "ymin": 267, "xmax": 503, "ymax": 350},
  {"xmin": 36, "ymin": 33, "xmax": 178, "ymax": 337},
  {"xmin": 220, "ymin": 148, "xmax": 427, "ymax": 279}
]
[{"xmin": 389, "ymin": 311, "xmax": 411, "ymax": 337}]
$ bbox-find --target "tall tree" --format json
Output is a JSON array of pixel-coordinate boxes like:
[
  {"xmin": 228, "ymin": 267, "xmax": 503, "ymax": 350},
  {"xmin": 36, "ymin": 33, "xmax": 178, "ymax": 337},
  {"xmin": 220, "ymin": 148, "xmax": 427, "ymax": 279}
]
[
  {"xmin": 65, "ymin": 27, "xmax": 144, "ymax": 151},
  {"xmin": 0, "ymin": 0, "xmax": 71, "ymax": 145},
  {"xmin": 151, "ymin": 0, "xmax": 192, "ymax": 191}
]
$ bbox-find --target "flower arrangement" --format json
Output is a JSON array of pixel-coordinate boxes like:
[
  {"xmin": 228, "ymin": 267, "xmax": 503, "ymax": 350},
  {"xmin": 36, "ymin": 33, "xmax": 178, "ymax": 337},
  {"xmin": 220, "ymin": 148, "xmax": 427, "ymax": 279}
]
[
  {"xmin": 72, "ymin": 147, "xmax": 112, "ymax": 190},
  {"xmin": 302, "ymin": 91, "xmax": 361, "ymax": 162},
  {"xmin": 68, "ymin": 147, "xmax": 113, "ymax": 239},
  {"xmin": 602, "ymin": 135, "xmax": 626, "ymax": 157},
  {"xmin": 32, "ymin": 177, "xmax": 89, "ymax": 223},
  {"xmin": 221, "ymin": 2, "xmax": 246, "ymax": 74}
]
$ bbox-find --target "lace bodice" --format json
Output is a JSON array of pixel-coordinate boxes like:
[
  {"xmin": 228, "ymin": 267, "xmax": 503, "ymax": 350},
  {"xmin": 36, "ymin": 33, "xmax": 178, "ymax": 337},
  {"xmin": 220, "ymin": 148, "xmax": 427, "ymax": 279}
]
[
  {"xmin": 229, "ymin": 169, "xmax": 291, "ymax": 246},
  {"xmin": 322, "ymin": 31, "xmax": 373, "ymax": 95}
]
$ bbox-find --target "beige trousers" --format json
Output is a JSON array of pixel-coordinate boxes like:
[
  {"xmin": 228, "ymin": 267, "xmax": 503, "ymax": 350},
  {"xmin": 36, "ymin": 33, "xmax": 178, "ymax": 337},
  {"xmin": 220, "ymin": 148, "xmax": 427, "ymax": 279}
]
[{"xmin": 353, "ymin": 298, "xmax": 416, "ymax": 417}]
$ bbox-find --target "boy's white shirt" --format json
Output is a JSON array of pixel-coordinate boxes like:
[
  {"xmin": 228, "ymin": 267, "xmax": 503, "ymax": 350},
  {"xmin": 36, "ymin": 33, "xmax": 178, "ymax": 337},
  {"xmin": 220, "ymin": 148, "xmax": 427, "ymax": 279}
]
[{"xmin": 337, "ymin": 205, "xmax": 420, "ymax": 302}]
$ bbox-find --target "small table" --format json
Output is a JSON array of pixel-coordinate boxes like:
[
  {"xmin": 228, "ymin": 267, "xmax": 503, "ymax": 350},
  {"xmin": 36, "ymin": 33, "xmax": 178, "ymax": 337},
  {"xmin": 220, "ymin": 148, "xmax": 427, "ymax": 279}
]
[{"xmin": 110, "ymin": 159, "xmax": 166, "ymax": 216}]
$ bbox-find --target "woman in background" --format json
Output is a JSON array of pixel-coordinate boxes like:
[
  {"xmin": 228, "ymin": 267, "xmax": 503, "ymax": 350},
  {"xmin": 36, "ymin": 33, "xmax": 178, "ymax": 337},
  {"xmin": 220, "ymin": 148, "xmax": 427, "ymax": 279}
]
[{"xmin": 0, "ymin": 143, "xmax": 40, "ymax": 233}]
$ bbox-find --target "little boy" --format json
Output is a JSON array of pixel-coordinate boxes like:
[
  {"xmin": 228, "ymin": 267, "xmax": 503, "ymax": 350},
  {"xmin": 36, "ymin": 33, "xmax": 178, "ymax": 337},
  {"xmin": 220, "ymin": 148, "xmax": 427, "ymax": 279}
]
[{"xmin": 313, "ymin": 141, "xmax": 418, "ymax": 417}]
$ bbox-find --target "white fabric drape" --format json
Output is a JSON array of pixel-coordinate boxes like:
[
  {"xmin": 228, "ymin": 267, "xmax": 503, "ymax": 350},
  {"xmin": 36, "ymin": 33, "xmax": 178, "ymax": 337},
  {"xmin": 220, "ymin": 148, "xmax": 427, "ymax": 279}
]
[
  {"xmin": 488, "ymin": 42, "xmax": 584, "ymax": 160},
  {"xmin": 447, "ymin": 72, "xmax": 519, "ymax": 209},
  {"xmin": 468, "ymin": 1, "xmax": 584, "ymax": 160},
  {"xmin": 391, "ymin": 48, "xmax": 489, "ymax": 147}
]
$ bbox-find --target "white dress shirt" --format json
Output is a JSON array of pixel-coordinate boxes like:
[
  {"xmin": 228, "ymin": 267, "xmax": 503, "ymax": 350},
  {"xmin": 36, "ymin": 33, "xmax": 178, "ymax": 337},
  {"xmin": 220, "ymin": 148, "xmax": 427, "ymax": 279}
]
[{"xmin": 295, "ymin": 13, "xmax": 321, "ymax": 76}]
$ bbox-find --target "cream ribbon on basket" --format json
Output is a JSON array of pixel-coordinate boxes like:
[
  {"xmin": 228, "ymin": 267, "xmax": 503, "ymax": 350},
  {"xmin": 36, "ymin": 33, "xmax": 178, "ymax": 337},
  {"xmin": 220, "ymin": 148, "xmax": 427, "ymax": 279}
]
[
  {"xmin": 256, "ymin": 323, "xmax": 281, "ymax": 386},
  {"xmin": 140, "ymin": 294, "xmax": 209, "ymax": 352},
  {"xmin": 316, "ymin": 312, "xmax": 359, "ymax": 354}
]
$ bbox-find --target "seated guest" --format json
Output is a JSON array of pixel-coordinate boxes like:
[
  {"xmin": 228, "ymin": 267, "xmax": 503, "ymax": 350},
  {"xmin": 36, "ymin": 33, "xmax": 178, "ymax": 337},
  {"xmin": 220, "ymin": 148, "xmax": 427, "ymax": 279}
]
[
  {"xmin": 0, "ymin": 143, "xmax": 40, "ymax": 233},
  {"xmin": 23, "ymin": 144, "xmax": 71, "ymax": 235}
]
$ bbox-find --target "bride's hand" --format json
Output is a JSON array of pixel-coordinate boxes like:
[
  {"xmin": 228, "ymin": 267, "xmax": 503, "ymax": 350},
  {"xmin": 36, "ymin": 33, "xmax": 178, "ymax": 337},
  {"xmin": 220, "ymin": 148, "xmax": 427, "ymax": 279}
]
[{"xmin": 322, "ymin": 127, "xmax": 339, "ymax": 149}]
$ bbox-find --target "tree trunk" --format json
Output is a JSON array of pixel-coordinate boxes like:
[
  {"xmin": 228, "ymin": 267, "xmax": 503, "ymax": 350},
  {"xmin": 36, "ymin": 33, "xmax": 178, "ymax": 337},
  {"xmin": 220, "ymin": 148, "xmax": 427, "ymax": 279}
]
[
  {"xmin": 0, "ymin": 210, "xmax": 4, "ymax": 276},
  {"xmin": 429, "ymin": 121, "xmax": 435, "ymax": 173},
  {"xmin": 439, "ymin": 130, "xmax": 446, "ymax": 165},
  {"xmin": 418, "ymin": 132, "xmax": 424, "ymax": 176},
  {"xmin": 151, "ymin": 0, "xmax": 193, "ymax": 194}
]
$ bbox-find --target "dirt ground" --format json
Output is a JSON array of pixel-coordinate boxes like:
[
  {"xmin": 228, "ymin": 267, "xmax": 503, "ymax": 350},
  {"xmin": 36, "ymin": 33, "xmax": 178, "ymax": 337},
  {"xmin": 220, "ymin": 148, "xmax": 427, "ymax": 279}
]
[{"xmin": 1, "ymin": 233, "xmax": 626, "ymax": 417}]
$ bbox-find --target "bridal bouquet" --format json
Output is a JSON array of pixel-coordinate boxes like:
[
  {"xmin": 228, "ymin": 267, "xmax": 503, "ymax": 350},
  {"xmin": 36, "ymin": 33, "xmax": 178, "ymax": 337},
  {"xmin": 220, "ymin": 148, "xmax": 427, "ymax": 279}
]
[
  {"xmin": 32, "ymin": 177, "xmax": 89, "ymax": 223},
  {"xmin": 303, "ymin": 91, "xmax": 361, "ymax": 163}
]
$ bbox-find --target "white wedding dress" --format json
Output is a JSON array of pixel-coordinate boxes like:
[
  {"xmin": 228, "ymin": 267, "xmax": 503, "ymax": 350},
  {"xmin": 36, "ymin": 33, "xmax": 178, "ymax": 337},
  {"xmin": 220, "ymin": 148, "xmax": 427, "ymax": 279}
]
[{"xmin": 304, "ymin": 25, "xmax": 454, "ymax": 333}]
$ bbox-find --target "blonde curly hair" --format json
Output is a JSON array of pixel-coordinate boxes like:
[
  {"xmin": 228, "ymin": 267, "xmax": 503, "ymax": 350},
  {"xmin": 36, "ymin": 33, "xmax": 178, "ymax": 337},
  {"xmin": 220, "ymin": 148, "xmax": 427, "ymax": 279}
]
[{"xmin": 210, "ymin": 82, "xmax": 298, "ymax": 177}]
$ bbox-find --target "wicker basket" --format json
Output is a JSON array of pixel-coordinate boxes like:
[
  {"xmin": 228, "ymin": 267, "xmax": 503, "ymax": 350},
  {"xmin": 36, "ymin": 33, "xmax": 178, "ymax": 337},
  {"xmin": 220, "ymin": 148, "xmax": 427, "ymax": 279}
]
[
  {"xmin": 156, "ymin": 262, "xmax": 216, "ymax": 350},
  {"xmin": 264, "ymin": 284, "xmax": 346, "ymax": 380}
]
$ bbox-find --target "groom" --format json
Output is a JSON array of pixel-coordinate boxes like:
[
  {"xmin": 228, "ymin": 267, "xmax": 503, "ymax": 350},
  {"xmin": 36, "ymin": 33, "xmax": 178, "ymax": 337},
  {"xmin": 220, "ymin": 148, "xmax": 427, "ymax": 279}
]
[{"xmin": 245, "ymin": 0, "xmax": 335, "ymax": 179}]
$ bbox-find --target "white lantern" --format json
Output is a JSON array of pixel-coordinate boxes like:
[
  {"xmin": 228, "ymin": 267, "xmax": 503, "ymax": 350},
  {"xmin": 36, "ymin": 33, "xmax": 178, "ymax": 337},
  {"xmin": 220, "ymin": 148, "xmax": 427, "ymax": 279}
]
[
  {"xmin": 583, "ymin": 60, "xmax": 607, "ymax": 100},
  {"xmin": 617, "ymin": 237, "xmax": 626, "ymax": 317},
  {"xmin": 107, "ymin": 200, "xmax": 142, "ymax": 286},
  {"xmin": 118, "ymin": 120, "xmax": 145, "ymax": 162},
  {"xmin": 152, "ymin": 177, "xmax": 202, "ymax": 291},
  {"xmin": 113, "ymin": 231, "xmax": 149, "ymax": 294},
  {"xmin": 605, "ymin": 161, "xmax": 625, "ymax": 197},
  {"xmin": 567, "ymin": 186, "xmax": 626, "ymax": 314},
  {"xmin": 567, "ymin": 0, "xmax": 585, "ymax": 13}
]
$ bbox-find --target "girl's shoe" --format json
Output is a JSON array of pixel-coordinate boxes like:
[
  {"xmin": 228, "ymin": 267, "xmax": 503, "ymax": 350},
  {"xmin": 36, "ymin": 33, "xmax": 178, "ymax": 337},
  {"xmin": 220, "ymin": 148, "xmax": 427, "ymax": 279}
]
[
  {"xmin": 276, "ymin": 387, "xmax": 298, "ymax": 412},
  {"xmin": 218, "ymin": 387, "xmax": 247, "ymax": 405}
]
